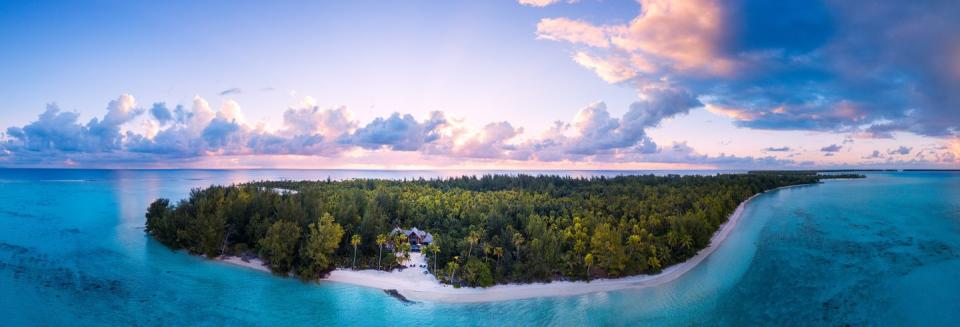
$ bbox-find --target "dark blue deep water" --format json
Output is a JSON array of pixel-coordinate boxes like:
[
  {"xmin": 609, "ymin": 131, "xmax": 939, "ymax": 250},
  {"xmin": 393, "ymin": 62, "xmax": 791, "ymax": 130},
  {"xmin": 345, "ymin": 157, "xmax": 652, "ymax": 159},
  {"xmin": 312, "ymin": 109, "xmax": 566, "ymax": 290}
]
[{"xmin": 0, "ymin": 169, "xmax": 958, "ymax": 326}]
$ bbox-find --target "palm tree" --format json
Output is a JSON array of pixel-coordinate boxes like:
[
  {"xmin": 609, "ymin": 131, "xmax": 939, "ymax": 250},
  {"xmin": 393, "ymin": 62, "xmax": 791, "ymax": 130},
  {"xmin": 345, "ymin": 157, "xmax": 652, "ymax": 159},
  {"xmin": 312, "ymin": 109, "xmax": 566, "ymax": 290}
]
[
  {"xmin": 375, "ymin": 234, "xmax": 387, "ymax": 270},
  {"xmin": 493, "ymin": 247, "xmax": 504, "ymax": 269},
  {"xmin": 584, "ymin": 253, "xmax": 594, "ymax": 281},
  {"xmin": 465, "ymin": 230, "xmax": 481, "ymax": 258},
  {"xmin": 428, "ymin": 243, "xmax": 441, "ymax": 274},
  {"xmin": 447, "ymin": 256, "xmax": 461, "ymax": 284},
  {"xmin": 400, "ymin": 242, "xmax": 411, "ymax": 265},
  {"xmin": 351, "ymin": 234, "xmax": 361, "ymax": 269},
  {"xmin": 512, "ymin": 232, "xmax": 525, "ymax": 259},
  {"xmin": 680, "ymin": 234, "xmax": 693, "ymax": 253}
]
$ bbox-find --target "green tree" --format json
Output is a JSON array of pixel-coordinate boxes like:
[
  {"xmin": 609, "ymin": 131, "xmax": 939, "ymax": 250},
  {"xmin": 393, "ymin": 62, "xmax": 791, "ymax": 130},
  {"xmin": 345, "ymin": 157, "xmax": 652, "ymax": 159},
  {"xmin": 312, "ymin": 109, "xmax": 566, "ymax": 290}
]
[
  {"xmin": 144, "ymin": 198, "xmax": 176, "ymax": 246},
  {"xmin": 258, "ymin": 220, "xmax": 301, "ymax": 274},
  {"xmin": 590, "ymin": 223, "xmax": 627, "ymax": 277},
  {"xmin": 145, "ymin": 173, "xmax": 840, "ymax": 286},
  {"xmin": 189, "ymin": 196, "xmax": 228, "ymax": 257},
  {"xmin": 461, "ymin": 258, "xmax": 494, "ymax": 287},
  {"xmin": 563, "ymin": 217, "xmax": 590, "ymax": 275},
  {"xmin": 302, "ymin": 213, "xmax": 344, "ymax": 277}
]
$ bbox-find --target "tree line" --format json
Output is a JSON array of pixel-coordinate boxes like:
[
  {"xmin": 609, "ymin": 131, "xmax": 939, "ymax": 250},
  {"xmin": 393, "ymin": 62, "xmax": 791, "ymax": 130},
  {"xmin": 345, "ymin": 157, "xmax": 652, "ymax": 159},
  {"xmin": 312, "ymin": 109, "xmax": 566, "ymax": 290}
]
[{"xmin": 145, "ymin": 173, "xmax": 860, "ymax": 287}]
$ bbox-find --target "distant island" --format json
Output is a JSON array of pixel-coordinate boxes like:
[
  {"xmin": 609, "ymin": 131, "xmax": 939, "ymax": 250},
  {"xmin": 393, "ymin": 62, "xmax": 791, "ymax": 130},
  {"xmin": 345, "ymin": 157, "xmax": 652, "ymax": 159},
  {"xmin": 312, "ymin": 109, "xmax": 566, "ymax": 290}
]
[{"xmin": 144, "ymin": 173, "xmax": 862, "ymax": 297}]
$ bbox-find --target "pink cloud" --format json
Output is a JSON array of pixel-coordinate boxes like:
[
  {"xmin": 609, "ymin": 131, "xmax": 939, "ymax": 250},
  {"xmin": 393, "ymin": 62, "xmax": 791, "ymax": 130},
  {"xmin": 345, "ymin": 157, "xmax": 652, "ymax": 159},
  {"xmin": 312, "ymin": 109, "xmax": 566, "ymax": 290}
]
[
  {"xmin": 610, "ymin": 0, "xmax": 734, "ymax": 75},
  {"xmin": 537, "ymin": 0, "xmax": 737, "ymax": 79},
  {"xmin": 571, "ymin": 52, "xmax": 638, "ymax": 83},
  {"xmin": 536, "ymin": 18, "xmax": 611, "ymax": 48}
]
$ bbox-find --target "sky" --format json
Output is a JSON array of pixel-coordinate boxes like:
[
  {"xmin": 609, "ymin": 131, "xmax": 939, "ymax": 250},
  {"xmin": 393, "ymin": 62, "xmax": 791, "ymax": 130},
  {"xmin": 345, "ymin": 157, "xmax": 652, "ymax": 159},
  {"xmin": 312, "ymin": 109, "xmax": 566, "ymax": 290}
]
[{"xmin": 0, "ymin": 0, "xmax": 958, "ymax": 169}]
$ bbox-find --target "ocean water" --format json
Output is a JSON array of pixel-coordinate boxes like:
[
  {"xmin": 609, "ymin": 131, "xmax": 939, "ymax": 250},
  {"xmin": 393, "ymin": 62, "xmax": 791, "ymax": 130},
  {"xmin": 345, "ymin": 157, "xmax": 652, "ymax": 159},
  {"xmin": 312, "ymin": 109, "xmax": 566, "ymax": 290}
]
[{"xmin": 0, "ymin": 169, "xmax": 957, "ymax": 326}]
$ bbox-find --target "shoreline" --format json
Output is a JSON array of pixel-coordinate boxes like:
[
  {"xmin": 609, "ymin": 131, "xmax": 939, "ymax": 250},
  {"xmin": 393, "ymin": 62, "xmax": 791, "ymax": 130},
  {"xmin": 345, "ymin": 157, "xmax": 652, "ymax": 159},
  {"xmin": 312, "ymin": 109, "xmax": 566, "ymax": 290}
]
[{"xmin": 218, "ymin": 183, "xmax": 813, "ymax": 303}]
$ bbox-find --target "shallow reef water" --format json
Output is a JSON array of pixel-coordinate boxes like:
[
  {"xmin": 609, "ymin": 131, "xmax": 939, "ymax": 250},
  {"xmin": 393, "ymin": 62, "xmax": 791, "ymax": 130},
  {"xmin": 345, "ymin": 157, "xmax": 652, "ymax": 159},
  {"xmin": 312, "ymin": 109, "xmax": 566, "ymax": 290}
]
[{"xmin": 0, "ymin": 169, "xmax": 957, "ymax": 326}]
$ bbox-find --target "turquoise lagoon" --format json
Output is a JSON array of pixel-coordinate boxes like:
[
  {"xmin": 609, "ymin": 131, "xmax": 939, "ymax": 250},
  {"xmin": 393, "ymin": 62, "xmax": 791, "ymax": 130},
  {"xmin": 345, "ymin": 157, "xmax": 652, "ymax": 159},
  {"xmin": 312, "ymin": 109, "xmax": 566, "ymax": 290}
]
[{"xmin": 0, "ymin": 169, "xmax": 958, "ymax": 326}]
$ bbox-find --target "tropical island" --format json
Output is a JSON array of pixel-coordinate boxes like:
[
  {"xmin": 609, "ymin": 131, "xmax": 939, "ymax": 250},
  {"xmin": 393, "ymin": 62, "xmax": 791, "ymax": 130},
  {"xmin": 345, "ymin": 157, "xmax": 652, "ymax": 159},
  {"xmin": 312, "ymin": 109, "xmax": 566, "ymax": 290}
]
[{"xmin": 144, "ymin": 173, "xmax": 862, "ymax": 302}]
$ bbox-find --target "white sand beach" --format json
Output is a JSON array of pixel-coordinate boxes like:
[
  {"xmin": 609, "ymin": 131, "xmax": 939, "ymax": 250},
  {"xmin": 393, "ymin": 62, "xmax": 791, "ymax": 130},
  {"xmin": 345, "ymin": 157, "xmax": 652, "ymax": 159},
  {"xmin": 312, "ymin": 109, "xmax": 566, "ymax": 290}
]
[{"xmin": 219, "ymin": 185, "xmax": 805, "ymax": 303}]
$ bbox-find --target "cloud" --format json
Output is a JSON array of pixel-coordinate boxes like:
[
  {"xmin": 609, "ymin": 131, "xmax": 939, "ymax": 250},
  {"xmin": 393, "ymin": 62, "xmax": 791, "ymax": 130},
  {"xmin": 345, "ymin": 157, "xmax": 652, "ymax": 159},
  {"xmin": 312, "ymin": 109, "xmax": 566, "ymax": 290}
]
[
  {"xmin": 856, "ymin": 144, "xmax": 956, "ymax": 166},
  {"xmin": 863, "ymin": 150, "xmax": 882, "ymax": 159},
  {"xmin": 344, "ymin": 112, "xmax": 447, "ymax": 151},
  {"xmin": 219, "ymin": 88, "xmax": 243, "ymax": 96},
  {"xmin": 820, "ymin": 144, "xmax": 842, "ymax": 153},
  {"xmin": 519, "ymin": 0, "xmax": 569, "ymax": 8},
  {"xmin": 282, "ymin": 105, "xmax": 357, "ymax": 138},
  {"xmin": 150, "ymin": 103, "xmax": 174, "ymax": 124},
  {"xmin": 610, "ymin": 0, "xmax": 733, "ymax": 75},
  {"xmin": 626, "ymin": 88, "xmax": 701, "ymax": 127},
  {"xmin": 5, "ymin": 105, "xmax": 86, "ymax": 152},
  {"xmin": 624, "ymin": 141, "xmax": 801, "ymax": 169},
  {"xmin": 3, "ymin": 94, "xmax": 143, "ymax": 153},
  {"xmin": 537, "ymin": 18, "xmax": 610, "ymax": 48},
  {"xmin": 860, "ymin": 123, "xmax": 906, "ymax": 139},
  {"xmin": 443, "ymin": 121, "xmax": 525, "ymax": 159},
  {"xmin": 524, "ymin": 89, "xmax": 700, "ymax": 161},
  {"xmin": 572, "ymin": 52, "xmax": 637, "ymax": 83},
  {"xmin": 536, "ymin": 0, "xmax": 960, "ymax": 137},
  {"xmin": 2, "ymin": 94, "xmax": 952, "ymax": 169},
  {"xmin": 887, "ymin": 146, "xmax": 912, "ymax": 156},
  {"xmin": 0, "ymin": 94, "xmax": 730, "ymax": 168},
  {"xmin": 762, "ymin": 146, "xmax": 791, "ymax": 152}
]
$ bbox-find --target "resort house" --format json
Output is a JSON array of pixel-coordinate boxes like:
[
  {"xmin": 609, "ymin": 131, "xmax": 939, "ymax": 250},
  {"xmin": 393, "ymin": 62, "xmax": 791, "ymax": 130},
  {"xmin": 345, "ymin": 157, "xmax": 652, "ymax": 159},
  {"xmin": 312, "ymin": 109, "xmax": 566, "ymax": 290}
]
[{"xmin": 390, "ymin": 227, "xmax": 434, "ymax": 252}]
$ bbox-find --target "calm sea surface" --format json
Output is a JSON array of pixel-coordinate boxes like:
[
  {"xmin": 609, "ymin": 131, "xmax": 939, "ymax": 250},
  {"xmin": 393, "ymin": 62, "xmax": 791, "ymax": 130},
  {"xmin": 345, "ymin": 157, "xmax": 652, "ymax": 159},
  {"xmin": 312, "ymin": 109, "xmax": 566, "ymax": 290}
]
[{"xmin": 0, "ymin": 169, "xmax": 958, "ymax": 326}]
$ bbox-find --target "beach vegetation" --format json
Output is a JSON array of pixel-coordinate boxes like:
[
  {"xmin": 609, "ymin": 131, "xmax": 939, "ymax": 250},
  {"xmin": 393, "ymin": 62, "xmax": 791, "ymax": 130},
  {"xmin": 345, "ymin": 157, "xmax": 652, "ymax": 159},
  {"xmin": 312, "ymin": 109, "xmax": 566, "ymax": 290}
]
[{"xmin": 145, "ymin": 173, "xmax": 859, "ymax": 284}]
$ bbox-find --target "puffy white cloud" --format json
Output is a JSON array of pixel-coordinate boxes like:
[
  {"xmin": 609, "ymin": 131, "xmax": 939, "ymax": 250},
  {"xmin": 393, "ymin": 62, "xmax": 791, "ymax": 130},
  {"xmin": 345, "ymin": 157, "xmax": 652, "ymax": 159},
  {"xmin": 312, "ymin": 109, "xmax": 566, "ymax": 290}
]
[
  {"xmin": 447, "ymin": 121, "xmax": 525, "ymax": 159},
  {"xmin": 0, "ymin": 94, "xmax": 702, "ymax": 166},
  {"xmin": 101, "ymin": 94, "xmax": 140, "ymax": 127},
  {"xmin": 281, "ymin": 104, "xmax": 357, "ymax": 139},
  {"xmin": 521, "ymin": 90, "xmax": 700, "ymax": 161},
  {"xmin": 187, "ymin": 96, "xmax": 216, "ymax": 136},
  {"xmin": 345, "ymin": 112, "xmax": 447, "ymax": 151},
  {"xmin": 217, "ymin": 100, "xmax": 245, "ymax": 124},
  {"xmin": 13, "ymin": 93, "xmax": 949, "ymax": 169},
  {"xmin": 3, "ymin": 94, "xmax": 144, "ymax": 153}
]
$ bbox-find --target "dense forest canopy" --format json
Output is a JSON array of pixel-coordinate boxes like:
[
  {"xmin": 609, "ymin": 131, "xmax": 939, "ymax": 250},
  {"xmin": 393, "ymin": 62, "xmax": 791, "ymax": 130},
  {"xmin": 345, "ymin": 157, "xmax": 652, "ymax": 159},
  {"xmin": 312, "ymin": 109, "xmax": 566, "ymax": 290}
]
[{"xmin": 145, "ymin": 173, "xmax": 862, "ymax": 287}]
